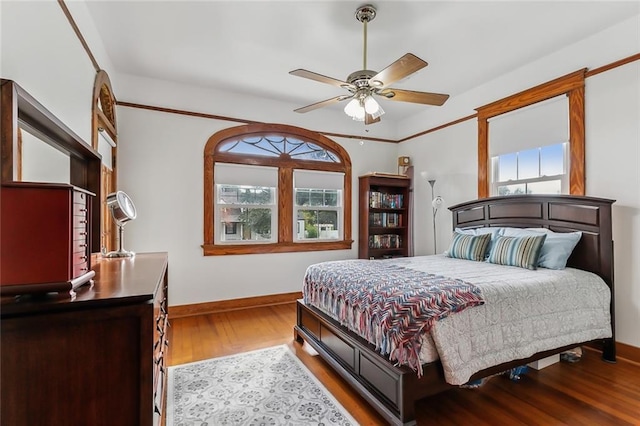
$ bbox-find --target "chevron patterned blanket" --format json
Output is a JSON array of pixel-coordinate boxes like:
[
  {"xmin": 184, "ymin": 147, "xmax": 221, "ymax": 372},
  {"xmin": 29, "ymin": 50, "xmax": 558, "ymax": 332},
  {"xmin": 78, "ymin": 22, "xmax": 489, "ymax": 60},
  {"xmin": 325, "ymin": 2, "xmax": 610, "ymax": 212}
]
[{"xmin": 303, "ymin": 259, "xmax": 485, "ymax": 377}]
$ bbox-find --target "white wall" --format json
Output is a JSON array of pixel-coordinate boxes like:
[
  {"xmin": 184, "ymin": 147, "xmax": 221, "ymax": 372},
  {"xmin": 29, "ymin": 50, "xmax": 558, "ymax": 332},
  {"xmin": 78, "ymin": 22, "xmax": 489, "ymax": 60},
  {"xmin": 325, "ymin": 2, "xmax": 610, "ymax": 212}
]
[
  {"xmin": 399, "ymin": 119, "xmax": 478, "ymax": 256},
  {"xmin": 116, "ymin": 103, "xmax": 398, "ymax": 306},
  {"xmin": 585, "ymin": 62, "xmax": 640, "ymax": 346},
  {"xmin": 399, "ymin": 17, "xmax": 640, "ymax": 348},
  {"xmin": 0, "ymin": 0, "xmax": 97, "ymax": 143}
]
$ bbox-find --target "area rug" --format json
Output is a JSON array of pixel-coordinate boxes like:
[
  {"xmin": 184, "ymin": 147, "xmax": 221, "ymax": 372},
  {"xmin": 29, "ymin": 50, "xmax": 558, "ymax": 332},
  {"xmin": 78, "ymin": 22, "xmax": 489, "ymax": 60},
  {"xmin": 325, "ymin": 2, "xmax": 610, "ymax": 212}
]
[{"xmin": 166, "ymin": 345, "xmax": 356, "ymax": 425}]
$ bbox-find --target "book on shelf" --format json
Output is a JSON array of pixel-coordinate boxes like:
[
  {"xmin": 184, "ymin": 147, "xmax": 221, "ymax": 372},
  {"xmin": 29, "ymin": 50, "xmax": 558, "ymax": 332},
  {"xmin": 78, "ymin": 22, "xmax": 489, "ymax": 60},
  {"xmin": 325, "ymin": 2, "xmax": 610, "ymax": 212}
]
[
  {"xmin": 369, "ymin": 212, "xmax": 403, "ymax": 227},
  {"xmin": 368, "ymin": 234, "xmax": 403, "ymax": 249},
  {"xmin": 369, "ymin": 191, "xmax": 404, "ymax": 209}
]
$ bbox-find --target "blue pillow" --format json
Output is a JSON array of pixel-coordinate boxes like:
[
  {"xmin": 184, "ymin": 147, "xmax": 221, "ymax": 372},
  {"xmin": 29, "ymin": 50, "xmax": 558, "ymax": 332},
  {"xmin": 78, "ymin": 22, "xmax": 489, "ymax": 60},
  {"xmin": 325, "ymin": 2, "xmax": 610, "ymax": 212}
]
[
  {"xmin": 487, "ymin": 234, "xmax": 547, "ymax": 270},
  {"xmin": 500, "ymin": 228, "xmax": 582, "ymax": 269},
  {"xmin": 450, "ymin": 227, "xmax": 501, "ymax": 258},
  {"xmin": 446, "ymin": 231, "xmax": 492, "ymax": 261}
]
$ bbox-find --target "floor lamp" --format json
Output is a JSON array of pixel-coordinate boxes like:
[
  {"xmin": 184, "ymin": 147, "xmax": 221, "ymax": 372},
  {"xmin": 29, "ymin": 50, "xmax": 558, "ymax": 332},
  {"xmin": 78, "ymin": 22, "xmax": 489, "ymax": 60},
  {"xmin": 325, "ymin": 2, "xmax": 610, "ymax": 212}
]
[{"xmin": 428, "ymin": 180, "xmax": 444, "ymax": 254}]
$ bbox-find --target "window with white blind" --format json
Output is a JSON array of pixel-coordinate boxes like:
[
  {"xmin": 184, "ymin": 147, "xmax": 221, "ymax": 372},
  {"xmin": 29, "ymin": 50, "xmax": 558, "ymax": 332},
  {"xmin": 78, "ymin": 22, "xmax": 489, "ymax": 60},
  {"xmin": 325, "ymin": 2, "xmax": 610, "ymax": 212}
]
[
  {"xmin": 203, "ymin": 123, "xmax": 353, "ymax": 255},
  {"xmin": 489, "ymin": 95, "xmax": 570, "ymax": 196}
]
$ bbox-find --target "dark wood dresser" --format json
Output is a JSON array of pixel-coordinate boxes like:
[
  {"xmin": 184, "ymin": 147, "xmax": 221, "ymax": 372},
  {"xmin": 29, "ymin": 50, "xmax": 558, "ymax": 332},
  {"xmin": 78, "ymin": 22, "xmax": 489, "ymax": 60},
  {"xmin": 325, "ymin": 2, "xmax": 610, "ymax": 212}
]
[{"xmin": 0, "ymin": 252, "xmax": 169, "ymax": 426}]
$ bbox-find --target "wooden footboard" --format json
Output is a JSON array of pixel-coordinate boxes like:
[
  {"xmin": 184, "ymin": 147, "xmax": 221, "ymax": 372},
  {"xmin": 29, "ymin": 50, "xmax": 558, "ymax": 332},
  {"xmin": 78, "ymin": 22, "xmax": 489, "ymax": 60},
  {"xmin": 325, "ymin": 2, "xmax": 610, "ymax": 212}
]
[
  {"xmin": 294, "ymin": 299, "xmax": 450, "ymax": 426},
  {"xmin": 295, "ymin": 298, "xmax": 616, "ymax": 425}
]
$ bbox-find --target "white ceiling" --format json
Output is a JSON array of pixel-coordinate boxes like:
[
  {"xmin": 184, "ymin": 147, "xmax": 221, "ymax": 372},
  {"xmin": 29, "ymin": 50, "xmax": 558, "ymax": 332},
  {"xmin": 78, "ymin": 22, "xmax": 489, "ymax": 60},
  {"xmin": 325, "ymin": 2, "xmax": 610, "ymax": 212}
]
[{"xmin": 83, "ymin": 1, "xmax": 639, "ymax": 126}]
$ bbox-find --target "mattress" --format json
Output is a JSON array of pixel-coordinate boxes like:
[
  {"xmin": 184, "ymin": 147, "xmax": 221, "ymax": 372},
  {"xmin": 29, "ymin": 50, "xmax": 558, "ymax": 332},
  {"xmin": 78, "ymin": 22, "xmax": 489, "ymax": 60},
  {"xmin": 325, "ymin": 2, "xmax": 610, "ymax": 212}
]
[{"xmin": 304, "ymin": 255, "xmax": 612, "ymax": 385}]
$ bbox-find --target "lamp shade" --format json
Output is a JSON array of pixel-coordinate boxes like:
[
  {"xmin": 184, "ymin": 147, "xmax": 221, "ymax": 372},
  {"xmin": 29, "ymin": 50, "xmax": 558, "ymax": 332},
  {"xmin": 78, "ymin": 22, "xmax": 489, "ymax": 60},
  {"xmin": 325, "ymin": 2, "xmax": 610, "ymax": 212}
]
[
  {"xmin": 432, "ymin": 195, "xmax": 444, "ymax": 210},
  {"xmin": 344, "ymin": 98, "xmax": 360, "ymax": 116}
]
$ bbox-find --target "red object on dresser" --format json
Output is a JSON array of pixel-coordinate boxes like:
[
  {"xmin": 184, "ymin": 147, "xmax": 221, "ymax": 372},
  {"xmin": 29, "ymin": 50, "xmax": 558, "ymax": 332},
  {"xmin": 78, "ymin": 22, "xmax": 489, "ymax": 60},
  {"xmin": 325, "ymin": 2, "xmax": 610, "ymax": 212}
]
[{"xmin": 0, "ymin": 181, "xmax": 95, "ymax": 295}]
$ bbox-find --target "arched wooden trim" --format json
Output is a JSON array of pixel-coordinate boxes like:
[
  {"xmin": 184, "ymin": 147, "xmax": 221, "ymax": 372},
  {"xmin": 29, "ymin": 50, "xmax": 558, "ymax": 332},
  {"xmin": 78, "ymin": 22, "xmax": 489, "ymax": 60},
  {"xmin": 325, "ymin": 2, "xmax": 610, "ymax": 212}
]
[
  {"xmin": 475, "ymin": 69, "xmax": 586, "ymax": 198},
  {"xmin": 203, "ymin": 123, "xmax": 353, "ymax": 256},
  {"xmin": 92, "ymin": 70, "xmax": 118, "ymax": 252},
  {"xmin": 92, "ymin": 70, "xmax": 117, "ymax": 149}
]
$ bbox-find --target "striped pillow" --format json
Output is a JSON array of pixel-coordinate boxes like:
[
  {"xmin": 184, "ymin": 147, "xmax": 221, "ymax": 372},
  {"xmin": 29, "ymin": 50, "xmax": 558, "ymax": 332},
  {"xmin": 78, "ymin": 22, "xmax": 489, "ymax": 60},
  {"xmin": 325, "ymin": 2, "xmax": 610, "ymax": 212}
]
[
  {"xmin": 446, "ymin": 232, "xmax": 492, "ymax": 261},
  {"xmin": 487, "ymin": 234, "xmax": 547, "ymax": 270}
]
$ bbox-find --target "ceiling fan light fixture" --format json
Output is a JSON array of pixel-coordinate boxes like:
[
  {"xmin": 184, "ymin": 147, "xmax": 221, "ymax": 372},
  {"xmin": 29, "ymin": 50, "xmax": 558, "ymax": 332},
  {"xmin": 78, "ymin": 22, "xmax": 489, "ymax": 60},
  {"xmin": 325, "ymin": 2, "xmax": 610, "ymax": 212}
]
[
  {"xmin": 353, "ymin": 104, "xmax": 366, "ymax": 121},
  {"xmin": 364, "ymin": 95, "xmax": 380, "ymax": 114},
  {"xmin": 344, "ymin": 98, "xmax": 361, "ymax": 117}
]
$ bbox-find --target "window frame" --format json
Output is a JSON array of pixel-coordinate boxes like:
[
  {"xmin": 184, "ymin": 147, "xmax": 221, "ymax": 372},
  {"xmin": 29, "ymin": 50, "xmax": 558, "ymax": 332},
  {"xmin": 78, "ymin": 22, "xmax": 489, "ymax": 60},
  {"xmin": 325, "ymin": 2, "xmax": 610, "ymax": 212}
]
[
  {"xmin": 203, "ymin": 123, "xmax": 353, "ymax": 255},
  {"xmin": 476, "ymin": 68, "xmax": 586, "ymax": 198}
]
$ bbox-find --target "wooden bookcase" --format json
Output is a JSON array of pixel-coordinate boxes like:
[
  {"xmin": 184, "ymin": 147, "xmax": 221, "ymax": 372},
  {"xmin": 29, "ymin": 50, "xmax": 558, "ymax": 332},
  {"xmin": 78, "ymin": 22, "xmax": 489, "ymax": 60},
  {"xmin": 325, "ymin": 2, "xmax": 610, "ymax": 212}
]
[{"xmin": 358, "ymin": 174, "xmax": 411, "ymax": 259}]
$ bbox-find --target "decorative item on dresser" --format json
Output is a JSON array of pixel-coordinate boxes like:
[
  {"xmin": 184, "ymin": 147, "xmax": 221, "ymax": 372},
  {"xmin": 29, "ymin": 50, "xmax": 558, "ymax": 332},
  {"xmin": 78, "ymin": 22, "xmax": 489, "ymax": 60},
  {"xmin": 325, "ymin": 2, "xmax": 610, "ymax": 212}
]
[
  {"xmin": 0, "ymin": 252, "xmax": 169, "ymax": 426},
  {"xmin": 0, "ymin": 182, "xmax": 95, "ymax": 295},
  {"xmin": 105, "ymin": 190, "xmax": 137, "ymax": 258},
  {"xmin": 359, "ymin": 173, "xmax": 412, "ymax": 259}
]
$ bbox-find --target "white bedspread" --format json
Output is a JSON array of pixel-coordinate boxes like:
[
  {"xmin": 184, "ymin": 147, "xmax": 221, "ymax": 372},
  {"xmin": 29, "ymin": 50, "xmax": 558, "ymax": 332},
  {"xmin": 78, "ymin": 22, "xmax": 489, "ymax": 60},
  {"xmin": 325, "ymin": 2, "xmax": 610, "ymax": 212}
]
[{"xmin": 386, "ymin": 255, "xmax": 612, "ymax": 385}]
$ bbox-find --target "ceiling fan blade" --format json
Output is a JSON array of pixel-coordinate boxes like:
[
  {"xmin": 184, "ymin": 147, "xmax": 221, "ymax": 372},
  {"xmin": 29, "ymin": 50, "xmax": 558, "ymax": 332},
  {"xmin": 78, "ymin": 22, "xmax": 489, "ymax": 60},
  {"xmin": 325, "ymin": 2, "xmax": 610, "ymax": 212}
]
[
  {"xmin": 365, "ymin": 113, "xmax": 381, "ymax": 125},
  {"xmin": 378, "ymin": 88, "xmax": 449, "ymax": 106},
  {"xmin": 369, "ymin": 53, "xmax": 428, "ymax": 89},
  {"xmin": 290, "ymin": 69, "xmax": 355, "ymax": 90},
  {"xmin": 294, "ymin": 95, "xmax": 351, "ymax": 113}
]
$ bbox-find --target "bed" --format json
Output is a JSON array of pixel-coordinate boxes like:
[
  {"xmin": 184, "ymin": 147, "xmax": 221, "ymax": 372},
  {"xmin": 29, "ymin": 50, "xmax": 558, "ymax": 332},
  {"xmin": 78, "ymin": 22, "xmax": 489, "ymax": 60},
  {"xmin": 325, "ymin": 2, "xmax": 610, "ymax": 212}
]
[{"xmin": 294, "ymin": 194, "xmax": 616, "ymax": 426}]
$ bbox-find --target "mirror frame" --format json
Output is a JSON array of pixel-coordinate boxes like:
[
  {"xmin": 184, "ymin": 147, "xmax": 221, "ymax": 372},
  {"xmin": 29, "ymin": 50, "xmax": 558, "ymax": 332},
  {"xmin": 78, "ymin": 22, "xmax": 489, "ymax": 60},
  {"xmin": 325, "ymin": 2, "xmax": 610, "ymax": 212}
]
[{"xmin": 1, "ymin": 79, "xmax": 102, "ymax": 253}]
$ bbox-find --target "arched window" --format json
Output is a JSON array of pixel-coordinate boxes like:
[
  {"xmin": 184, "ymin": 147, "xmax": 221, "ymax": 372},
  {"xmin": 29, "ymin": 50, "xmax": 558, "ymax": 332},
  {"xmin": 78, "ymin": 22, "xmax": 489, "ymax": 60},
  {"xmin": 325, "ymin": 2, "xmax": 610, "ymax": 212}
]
[{"xmin": 203, "ymin": 123, "xmax": 353, "ymax": 255}]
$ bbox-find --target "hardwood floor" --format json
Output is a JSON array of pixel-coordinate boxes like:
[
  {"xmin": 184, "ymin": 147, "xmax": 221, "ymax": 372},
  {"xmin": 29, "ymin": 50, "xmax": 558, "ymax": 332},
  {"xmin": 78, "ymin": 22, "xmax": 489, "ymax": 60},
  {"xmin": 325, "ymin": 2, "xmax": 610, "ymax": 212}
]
[{"xmin": 168, "ymin": 302, "xmax": 640, "ymax": 425}]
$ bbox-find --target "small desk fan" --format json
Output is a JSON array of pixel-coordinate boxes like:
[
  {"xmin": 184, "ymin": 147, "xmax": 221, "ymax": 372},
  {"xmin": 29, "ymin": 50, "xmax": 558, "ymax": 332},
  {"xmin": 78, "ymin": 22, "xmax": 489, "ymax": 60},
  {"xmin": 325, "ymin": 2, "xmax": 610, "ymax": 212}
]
[{"xmin": 105, "ymin": 191, "xmax": 137, "ymax": 258}]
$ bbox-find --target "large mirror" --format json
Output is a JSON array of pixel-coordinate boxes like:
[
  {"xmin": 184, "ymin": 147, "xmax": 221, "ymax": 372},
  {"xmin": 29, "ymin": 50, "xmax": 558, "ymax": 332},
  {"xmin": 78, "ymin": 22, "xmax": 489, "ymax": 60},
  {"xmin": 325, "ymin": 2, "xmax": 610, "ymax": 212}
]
[
  {"xmin": 18, "ymin": 125, "xmax": 71, "ymax": 184},
  {"xmin": 1, "ymin": 79, "xmax": 102, "ymax": 253}
]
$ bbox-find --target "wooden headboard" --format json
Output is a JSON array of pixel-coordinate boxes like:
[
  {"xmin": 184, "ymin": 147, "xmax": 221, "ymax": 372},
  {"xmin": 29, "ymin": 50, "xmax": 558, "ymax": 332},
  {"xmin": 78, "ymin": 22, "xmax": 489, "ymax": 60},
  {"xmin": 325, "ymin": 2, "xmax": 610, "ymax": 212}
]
[{"xmin": 449, "ymin": 195, "xmax": 615, "ymax": 288}]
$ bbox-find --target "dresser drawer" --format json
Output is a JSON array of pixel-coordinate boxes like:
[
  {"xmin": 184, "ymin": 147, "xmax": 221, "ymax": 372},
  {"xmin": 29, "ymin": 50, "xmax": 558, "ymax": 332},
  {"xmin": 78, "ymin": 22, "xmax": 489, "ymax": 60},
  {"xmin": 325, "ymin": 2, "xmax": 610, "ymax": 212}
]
[
  {"xmin": 73, "ymin": 202, "xmax": 89, "ymax": 217},
  {"xmin": 72, "ymin": 251, "xmax": 89, "ymax": 265},
  {"xmin": 73, "ymin": 215, "xmax": 89, "ymax": 228},
  {"xmin": 73, "ymin": 190, "xmax": 88, "ymax": 205},
  {"xmin": 73, "ymin": 262, "xmax": 90, "ymax": 277},
  {"xmin": 72, "ymin": 227, "xmax": 89, "ymax": 241},
  {"xmin": 72, "ymin": 238, "xmax": 89, "ymax": 253}
]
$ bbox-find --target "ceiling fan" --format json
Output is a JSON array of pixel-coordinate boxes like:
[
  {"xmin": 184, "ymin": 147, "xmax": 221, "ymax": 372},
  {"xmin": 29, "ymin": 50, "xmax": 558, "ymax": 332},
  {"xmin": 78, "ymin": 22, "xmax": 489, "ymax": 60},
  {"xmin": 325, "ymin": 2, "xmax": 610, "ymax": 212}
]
[{"xmin": 290, "ymin": 4, "xmax": 449, "ymax": 125}]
